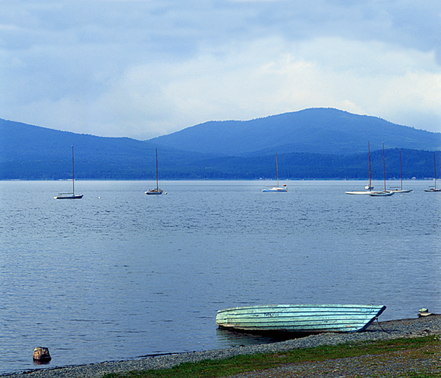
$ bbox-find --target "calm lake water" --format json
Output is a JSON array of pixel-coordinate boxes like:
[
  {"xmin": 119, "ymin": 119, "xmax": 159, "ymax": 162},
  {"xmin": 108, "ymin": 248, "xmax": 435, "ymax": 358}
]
[{"xmin": 0, "ymin": 180, "xmax": 440, "ymax": 374}]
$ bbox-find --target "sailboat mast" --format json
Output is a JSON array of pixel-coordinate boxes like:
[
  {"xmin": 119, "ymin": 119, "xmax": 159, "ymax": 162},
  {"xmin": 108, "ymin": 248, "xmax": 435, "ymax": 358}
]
[
  {"xmin": 434, "ymin": 153, "xmax": 437, "ymax": 190},
  {"xmin": 382, "ymin": 142, "xmax": 386, "ymax": 190},
  {"xmin": 368, "ymin": 142, "xmax": 372, "ymax": 189},
  {"xmin": 400, "ymin": 150, "xmax": 403, "ymax": 190},
  {"xmin": 72, "ymin": 145, "xmax": 75, "ymax": 195},
  {"xmin": 156, "ymin": 148, "xmax": 159, "ymax": 191},
  {"xmin": 276, "ymin": 153, "xmax": 279, "ymax": 187}
]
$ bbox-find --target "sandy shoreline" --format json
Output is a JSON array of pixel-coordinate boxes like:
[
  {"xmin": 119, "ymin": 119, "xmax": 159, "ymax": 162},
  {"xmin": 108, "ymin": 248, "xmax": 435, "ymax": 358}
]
[{"xmin": 3, "ymin": 315, "xmax": 440, "ymax": 378}]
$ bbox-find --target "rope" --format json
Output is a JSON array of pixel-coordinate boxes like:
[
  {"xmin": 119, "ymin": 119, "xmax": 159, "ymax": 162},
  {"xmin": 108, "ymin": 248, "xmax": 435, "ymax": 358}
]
[{"xmin": 375, "ymin": 317, "xmax": 390, "ymax": 333}]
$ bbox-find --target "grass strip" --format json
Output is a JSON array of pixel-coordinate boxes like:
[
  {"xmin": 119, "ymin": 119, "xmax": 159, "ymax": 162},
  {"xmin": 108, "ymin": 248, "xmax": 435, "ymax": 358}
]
[{"xmin": 104, "ymin": 335, "xmax": 440, "ymax": 378}]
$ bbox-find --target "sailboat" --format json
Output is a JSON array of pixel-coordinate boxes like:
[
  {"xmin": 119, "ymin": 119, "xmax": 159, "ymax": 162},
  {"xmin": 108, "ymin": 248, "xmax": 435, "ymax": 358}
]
[
  {"xmin": 262, "ymin": 153, "xmax": 288, "ymax": 192},
  {"xmin": 388, "ymin": 150, "xmax": 412, "ymax": 193},
  {"xmin": 54, "ymin": 145, "xmax": 83, "ymax": 199},
  {"xmin": 424, "ymin": 152, "xmax": 440, "ymax": 192},
  {"xmin": 370, "ymin": 142, "xmax": 394, "ymax": 196},
  {"xmin": 345, "ymin": 141, "xmax": 374, "ymax": 195},
  {"xmin": 145, "ymin": 148, "xmax": 164, "ymax": 195}
]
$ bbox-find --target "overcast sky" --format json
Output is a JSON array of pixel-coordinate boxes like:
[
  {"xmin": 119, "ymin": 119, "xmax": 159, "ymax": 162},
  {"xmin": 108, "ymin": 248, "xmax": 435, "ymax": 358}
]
[{"xmin": 1, "ymin": 0, "xmax": 441, "ymax": 140}]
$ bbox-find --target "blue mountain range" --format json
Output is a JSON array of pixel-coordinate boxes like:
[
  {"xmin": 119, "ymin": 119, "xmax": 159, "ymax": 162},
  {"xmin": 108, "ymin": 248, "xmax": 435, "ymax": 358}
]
[{"xmin": 1, "ymin": 108, "xmax": 440, "ymax": 180}]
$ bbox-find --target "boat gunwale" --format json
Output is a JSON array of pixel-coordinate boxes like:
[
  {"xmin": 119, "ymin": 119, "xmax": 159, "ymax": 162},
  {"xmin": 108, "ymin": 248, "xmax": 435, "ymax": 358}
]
[{"xmin": 217, "ymin": 304, "xmax": 386, "ymax": 314}]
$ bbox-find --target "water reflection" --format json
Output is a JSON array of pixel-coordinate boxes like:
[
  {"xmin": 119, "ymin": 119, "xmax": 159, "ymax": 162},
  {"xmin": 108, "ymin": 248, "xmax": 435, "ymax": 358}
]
[{"xmin": 33, "ymin": 360, "xmax": 51, "ymax": 366}]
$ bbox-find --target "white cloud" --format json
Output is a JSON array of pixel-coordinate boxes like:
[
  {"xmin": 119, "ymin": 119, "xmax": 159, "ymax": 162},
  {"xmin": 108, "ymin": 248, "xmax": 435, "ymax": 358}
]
[{"xmin": 1, "ymin": 0, "xmax": 440, "ymax": 139}]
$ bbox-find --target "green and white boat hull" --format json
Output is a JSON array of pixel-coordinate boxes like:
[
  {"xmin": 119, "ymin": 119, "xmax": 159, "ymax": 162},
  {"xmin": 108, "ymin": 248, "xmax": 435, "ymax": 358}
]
[{"xmin": 216, "ymin": 304, "xmax": 386, "ymax": 333}]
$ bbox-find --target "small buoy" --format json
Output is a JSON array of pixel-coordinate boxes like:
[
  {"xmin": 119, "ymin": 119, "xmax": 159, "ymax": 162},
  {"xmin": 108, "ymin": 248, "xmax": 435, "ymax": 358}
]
[
  {"xmin": 33, "ymin": 347, "xmax": 51, "ymax": 361},
  {"xmin": 418, "ymin": 308, "xmax": 432, "ymax": 317}
]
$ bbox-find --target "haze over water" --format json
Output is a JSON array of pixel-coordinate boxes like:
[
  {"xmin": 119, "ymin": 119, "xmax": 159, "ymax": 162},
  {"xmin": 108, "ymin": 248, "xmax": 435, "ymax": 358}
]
[{"xmin": 1, "ymin": 180, "xmax": 440, "ymax": 374}]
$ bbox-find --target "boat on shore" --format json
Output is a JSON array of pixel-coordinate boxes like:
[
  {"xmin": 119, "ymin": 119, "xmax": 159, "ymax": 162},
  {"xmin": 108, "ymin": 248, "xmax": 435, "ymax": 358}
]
[
  {"xmin": 262, "ymin": 153, "xmax": 287, "ymax": 192},
  {"xmin": 216, "ymin": 304, "xmax": 386, "ymax": 334},
  {"xmin": 54, "ymin": 145, "xmax": 83, "ymax": 199},
  {"xmin": 345, "ymin": 142, "xmax": 374, "ymax": 195}
]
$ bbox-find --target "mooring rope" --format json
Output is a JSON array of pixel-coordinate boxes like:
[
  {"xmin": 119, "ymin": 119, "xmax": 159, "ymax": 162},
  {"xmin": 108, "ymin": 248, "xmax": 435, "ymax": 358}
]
[{"xmin": 375, "ymin": 316, "xmax": 390, "ymax": 333}]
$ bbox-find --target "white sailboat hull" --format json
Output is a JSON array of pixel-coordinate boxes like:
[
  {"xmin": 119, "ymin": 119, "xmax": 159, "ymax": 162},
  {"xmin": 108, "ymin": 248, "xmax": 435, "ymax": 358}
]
[
  {"xmin": 262, "ymin": 187, "xmax": 288, "ymax": 192},
  {"xmin": 145, "ymin": 189, "xmax": 163, "ymax": 195},
  {"xmin": 345, "ymin": 191, "xmax": 373, "ymax": 195},
  {"xmin": 388, "ymin": 189, "xmax": 413, "ymax": 193},
  {"xmin": 54, "ymin": 194, "xmax": 83, "ymax": 199},
  {"xmin": 370, "ymin": 191, "xmax": 394, "ymax": 196}
]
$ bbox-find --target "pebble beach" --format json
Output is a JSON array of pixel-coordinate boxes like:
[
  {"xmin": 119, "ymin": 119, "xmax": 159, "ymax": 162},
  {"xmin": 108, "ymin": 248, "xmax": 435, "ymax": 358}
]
[{"xmin": 3, "ymin": 315, "xmax": 440, "ymax": 378}]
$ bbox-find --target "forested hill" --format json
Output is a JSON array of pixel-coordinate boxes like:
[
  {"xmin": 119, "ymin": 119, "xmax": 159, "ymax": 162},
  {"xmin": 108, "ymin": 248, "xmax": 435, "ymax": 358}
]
[
  {"xmin": 1, "ymin": 108, "xmax": 440, "ymax": 180},
  {"xmin": 150, "ymin": 108, "xmax": 441, "ymax": 156}
]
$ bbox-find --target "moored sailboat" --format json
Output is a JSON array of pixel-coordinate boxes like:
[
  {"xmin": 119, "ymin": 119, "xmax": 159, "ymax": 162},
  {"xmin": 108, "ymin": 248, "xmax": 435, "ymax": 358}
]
[
  {"xmin": 388, "ymin": 150, "xmax": 412, "ymax": 193},
  {"xmin": 54, "ymin": 145, "xmax": 83, "ymax": 199},
  {"xmin": 145, "ymin": 148, "xmax": 164, "ymax": 195},
  {"xmin": 370, "ymin": 142, "xmax": 394, "ymax": 196},
  {"xmin": 262, "ymin": 153, "xmax": 288, "ymax": 192},
  {"xmin": 345, "ymin": 142, "xmax": 374, "ymax": 195},
  {"xmin": 424, "ymin": 152, "xmax": 440, "ymax": 192}
]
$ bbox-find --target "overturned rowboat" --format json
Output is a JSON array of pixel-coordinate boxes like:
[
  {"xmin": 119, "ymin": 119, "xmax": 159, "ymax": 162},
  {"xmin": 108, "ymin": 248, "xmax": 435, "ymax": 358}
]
[{"xmin": 216, "ymin": 304, "xmax": 386, "ymax": 334}]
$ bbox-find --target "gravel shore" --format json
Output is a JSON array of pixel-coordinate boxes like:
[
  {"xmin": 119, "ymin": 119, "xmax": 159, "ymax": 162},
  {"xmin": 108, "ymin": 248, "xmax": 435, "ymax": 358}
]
[{"xmin": 3, "ymin": 315, "xmax": 440, "ymax": 378}]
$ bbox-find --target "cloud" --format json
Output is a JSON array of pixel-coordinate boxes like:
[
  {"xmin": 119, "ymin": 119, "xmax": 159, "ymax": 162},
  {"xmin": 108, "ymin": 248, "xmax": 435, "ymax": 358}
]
[{"xmin": 1, "ymin": 0, "xmax": 440, "ymax": 139}]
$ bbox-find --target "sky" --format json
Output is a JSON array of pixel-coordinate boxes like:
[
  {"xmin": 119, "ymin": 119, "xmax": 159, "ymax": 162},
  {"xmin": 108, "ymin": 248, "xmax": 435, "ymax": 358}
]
[{"xmin": 1, "ymin": 0, "xmax": 441, "ymax": 140}]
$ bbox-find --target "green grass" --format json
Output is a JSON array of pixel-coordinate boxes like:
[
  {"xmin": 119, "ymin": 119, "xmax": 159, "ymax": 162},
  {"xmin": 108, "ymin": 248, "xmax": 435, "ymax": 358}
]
[{"xmin": 104, "ymin": 335, "xmax": 441, "ymax": 378}]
